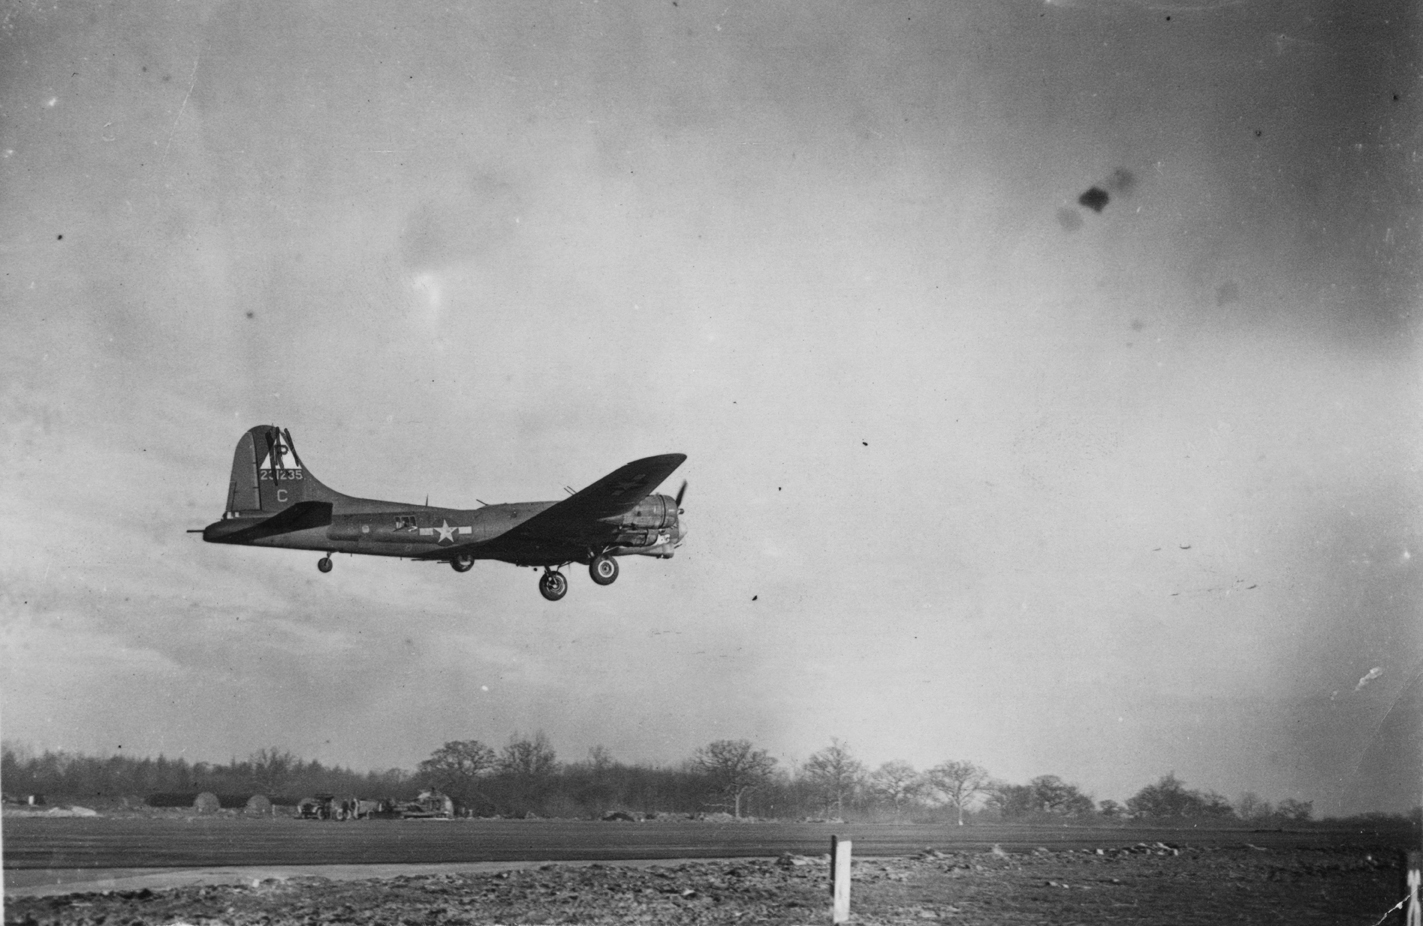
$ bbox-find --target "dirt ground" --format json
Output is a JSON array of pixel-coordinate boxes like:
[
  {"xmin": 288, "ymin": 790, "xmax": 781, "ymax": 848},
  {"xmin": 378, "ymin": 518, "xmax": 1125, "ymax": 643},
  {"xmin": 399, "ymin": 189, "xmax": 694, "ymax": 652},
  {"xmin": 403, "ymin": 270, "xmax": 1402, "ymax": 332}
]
[{"xmin": 4, "ymin": 841, "xmax": 1408, "ymax": 925}]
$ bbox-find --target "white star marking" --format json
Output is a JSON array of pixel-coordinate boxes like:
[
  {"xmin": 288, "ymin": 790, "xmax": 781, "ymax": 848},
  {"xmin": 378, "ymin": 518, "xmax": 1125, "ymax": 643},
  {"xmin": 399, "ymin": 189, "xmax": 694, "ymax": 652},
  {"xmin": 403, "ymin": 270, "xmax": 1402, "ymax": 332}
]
[{"xmin": 435, "ymin": 520, "xmax": 456, "ymax": 543}]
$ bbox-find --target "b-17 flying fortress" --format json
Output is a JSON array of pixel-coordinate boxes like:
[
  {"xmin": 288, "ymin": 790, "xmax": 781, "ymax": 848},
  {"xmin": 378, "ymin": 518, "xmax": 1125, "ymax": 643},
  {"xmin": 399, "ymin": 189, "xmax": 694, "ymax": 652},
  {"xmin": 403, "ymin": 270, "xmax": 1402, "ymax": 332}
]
[{"xmin": 197, "ymin": 425, "xmax": 686, "ymax": 601}]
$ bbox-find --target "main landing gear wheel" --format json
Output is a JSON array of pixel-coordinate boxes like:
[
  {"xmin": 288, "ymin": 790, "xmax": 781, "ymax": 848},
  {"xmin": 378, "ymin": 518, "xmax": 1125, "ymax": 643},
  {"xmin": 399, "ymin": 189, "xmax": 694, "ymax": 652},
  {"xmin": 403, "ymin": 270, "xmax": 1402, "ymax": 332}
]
[
  {"xmin": 317, "ymin": 555, "xmax": 333, "ymax": 574},
  {"xmin": 589, "ymin": 555, "xmax": 619, "ymax": 586},
  {"xmin": 450, "ymin": 555, "xmax": 474, "ymax": 573},
  {"xmin": 539, "ymin": 570, "xmax": 568, "ymax": 602}
]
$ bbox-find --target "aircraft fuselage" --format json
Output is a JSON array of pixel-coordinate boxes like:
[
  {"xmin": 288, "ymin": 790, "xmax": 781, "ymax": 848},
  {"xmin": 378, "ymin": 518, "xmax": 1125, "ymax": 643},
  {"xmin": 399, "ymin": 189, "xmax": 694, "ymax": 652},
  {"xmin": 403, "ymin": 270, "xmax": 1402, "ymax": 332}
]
[{"xmin": 203, "ymin": 494, "xmax": 682, "ymax": 566}]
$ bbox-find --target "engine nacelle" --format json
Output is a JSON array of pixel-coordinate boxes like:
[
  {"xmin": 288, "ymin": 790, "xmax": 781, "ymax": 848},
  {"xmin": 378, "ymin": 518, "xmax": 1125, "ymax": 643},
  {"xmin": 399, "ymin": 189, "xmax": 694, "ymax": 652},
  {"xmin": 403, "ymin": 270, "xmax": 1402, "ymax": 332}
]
[
  {"xmin": 612, "ymin": 494, "xmax": 679, "ymax": 530},
  {"xmin": 611, "ymin": 530, "xmax": 660, "ymax": 548},
  {"xmin": 606, "ymin": 533, "xmax": 678, "ymax": 558},
  {"xmin": 605, "ymin": 500, "xmax": 685, "ymax": 558}
]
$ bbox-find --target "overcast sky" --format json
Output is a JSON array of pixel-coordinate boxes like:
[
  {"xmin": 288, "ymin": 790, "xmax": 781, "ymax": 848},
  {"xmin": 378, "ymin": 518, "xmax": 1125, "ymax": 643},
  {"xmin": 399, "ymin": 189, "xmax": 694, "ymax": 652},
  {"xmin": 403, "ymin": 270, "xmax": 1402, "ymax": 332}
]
[{"xmin": 2, "ymin": 1, "xmax": 1418, "ymax": 815}]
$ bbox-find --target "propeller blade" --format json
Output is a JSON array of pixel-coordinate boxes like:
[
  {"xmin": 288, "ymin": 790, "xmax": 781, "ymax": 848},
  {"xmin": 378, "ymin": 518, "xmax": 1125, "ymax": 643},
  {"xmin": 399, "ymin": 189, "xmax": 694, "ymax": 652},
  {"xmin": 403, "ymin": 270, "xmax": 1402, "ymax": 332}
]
[
  {"xmin": 263, "ymin": 428, "xmax": 281, "ymax": 479},
  {"xmin": 283, "ymin": 428, "xmax": 303, "ymax": 468},
  {"xmin": 674, "ymin": 480, "xmax": 687, "ymax": 508}
]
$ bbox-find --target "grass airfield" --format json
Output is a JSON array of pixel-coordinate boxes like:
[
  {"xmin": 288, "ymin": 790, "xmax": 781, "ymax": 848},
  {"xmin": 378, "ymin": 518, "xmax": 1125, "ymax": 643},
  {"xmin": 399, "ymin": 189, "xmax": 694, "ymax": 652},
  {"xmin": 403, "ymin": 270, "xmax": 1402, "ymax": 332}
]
[{"xmin": 4, "ymin": 815, "xmax": 1414, "ymax": 924}]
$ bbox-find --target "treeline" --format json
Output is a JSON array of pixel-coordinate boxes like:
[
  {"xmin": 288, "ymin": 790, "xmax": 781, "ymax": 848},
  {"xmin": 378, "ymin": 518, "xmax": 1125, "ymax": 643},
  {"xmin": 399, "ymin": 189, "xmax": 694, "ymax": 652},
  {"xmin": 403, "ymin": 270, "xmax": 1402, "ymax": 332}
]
[
  {"xmin": 1, "ymin": 744, "xmax": 413, "ymax": 806},
  {"xmin": 3, "ymin": 736, "xmax": 1406, "ymax": 826}
]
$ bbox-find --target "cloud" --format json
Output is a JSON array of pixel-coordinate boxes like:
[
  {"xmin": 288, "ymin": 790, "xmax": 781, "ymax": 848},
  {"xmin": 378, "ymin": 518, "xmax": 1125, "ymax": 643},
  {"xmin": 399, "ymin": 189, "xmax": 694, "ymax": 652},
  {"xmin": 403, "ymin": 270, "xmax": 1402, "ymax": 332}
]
[{"xmin": 400, "ymin": 174, "xmax": 524, "ymax": 273}]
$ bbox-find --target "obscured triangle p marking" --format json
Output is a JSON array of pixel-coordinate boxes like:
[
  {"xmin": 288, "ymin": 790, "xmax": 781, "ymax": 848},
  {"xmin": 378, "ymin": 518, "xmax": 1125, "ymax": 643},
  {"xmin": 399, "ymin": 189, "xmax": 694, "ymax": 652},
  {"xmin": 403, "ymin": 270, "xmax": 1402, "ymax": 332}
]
[{"xmin": 256, "ymin": 429, "xmax": 302, "ymax": 476}]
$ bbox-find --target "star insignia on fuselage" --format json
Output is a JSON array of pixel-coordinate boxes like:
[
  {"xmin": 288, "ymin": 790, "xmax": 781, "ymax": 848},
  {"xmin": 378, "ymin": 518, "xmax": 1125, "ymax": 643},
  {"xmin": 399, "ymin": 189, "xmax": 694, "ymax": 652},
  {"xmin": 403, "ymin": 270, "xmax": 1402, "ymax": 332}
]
[{"xmin": 435, "ymin": 520, "xmax": 456, "ymax": 543}]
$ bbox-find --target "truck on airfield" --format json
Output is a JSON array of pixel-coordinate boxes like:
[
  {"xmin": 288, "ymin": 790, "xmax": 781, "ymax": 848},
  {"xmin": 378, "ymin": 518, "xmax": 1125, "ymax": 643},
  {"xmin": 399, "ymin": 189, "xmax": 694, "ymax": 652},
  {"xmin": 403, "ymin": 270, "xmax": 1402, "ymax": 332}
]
[{"xmin": 295, "ymin": 794, "xmax": 336, "ymax": 819}]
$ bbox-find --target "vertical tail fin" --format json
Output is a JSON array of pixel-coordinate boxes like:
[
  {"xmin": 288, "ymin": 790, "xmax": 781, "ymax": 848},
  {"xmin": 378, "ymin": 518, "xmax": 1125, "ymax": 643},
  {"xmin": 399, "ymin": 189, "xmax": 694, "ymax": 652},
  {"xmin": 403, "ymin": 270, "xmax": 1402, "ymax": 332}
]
[{"xmin": 225, "ymin": 425, "xmax": 327, "ymax": 515}]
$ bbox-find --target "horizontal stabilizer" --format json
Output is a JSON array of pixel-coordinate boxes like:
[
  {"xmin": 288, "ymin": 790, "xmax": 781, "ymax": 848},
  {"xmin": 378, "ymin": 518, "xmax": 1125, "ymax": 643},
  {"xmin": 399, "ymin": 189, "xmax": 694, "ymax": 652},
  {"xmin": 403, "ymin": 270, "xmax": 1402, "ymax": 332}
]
[{"xmin": 204, "ymin": 501, "xmax": 333, "ymax": 544}]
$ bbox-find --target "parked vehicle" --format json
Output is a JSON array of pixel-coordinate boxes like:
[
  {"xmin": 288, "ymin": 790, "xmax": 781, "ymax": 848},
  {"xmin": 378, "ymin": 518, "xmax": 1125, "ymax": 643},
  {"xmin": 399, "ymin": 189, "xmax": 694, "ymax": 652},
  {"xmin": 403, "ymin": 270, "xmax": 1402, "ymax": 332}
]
[
  {"xmin": 296, "ymin": 794, "xmax": 335, "ymax": 820},
  {"xmin": 398, "ymin": 790, "xmax": 455, "ymax": 819}
]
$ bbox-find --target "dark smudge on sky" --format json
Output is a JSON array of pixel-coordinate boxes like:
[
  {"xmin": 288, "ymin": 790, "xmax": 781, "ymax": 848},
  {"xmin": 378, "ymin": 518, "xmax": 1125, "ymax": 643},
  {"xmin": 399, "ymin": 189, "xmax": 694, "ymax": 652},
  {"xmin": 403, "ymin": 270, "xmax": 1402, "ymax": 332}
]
[
  {"xmin": 1078, "ymin": 186, "xmax": 1109, "ymax": 213},
  {"xmin": 1107, "ymin": 168, "xmax": 1135, "ymax": 195},
  {"xmin": 1057, "ymin": 207, "xmax": 1085, "ymax": 232},
  {"xmin": 1061, "ymin": 168, "xmax": 1131, "ymax": 225}
]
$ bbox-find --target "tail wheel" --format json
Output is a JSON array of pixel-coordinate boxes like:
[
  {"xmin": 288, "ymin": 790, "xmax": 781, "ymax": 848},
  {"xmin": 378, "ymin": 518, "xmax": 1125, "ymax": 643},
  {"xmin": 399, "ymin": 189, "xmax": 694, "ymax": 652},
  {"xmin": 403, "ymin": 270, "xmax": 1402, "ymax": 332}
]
[
  {"xmin": 450, "ymin": 555, "xmax": 474, "ymax": 573},
  {"xmin": 589, "ymin": 555, "xmax": 619, "ymax": 586},
  {"xmin": 318, "ymin": 556, "xmax": 333, "ymax": 574},
  {"xmin": 539, "ymin": 570, "xmax": 568, "ymax": 602}
]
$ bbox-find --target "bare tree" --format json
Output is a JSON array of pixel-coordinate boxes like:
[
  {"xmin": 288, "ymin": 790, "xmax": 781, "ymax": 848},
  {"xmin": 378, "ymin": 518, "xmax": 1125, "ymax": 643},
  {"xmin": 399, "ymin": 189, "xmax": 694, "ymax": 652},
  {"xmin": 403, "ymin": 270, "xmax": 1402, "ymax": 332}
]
[
  {"xmin": 1126, "ymin": 773, "xmax": 1231, "ymax": 820},
  {"xmin": 801, "ymin": 739, "xmax": 866, "ymax": 820},
  {"xmin": 500, "ymin": 731, "xmax": 559, "ymax": 779},
  {"xmin": 927, "ymin": 759, "xmax": 992, "ymax": 825},
  {"xmin": 691, "ymin": 739, "xmax": 777, "ymax": 818},
  {"xmin": 417, "ymin": 740, "xmax": 497, "ymax": 796},
  {"xmin": 494, "ymin": 731, "xmax": 559, "ymax": 815},
  {"xmin": 248, "ymin": 747, "xmax": 296, "ymax": 796},
  {"xmin": 869, "ymin": 760, "xmax": 925, "ymax": 815},
  {"xmin": 1275, "ymin": 798, "xmax": 1313, "ymax": 822},
  {"xmin": 1235, "ymin": 791, "xmax": 1273, "ymax": 821},
  {"xmin": 586, "ymin": 744, "xmax": 614, "ymax": 773}
]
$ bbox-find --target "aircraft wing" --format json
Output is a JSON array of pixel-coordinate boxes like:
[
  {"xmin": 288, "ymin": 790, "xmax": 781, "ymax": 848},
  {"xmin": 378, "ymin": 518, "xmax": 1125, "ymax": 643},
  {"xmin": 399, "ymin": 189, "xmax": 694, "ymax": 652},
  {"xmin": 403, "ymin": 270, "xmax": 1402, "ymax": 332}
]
[
  {"xmin": 426, "ymin": 453, "xmax": 685, "ymax": 561},
  {"xmin": 527, "ymin": 453, "xmax": 687, "ymax": 526}
]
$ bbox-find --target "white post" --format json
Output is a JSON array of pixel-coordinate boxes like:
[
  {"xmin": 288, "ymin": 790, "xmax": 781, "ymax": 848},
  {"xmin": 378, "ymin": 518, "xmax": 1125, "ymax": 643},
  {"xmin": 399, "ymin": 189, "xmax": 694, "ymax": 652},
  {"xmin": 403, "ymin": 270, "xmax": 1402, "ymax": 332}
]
[
  {"xmin": 1406, "ymin": 851, "xmax": 1420, "ymax": 926},
  {"xmin": 831, "ymin": 836, "xmax": 852, "ymax": 923}
]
